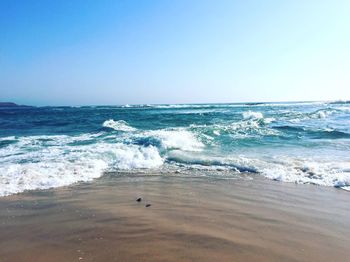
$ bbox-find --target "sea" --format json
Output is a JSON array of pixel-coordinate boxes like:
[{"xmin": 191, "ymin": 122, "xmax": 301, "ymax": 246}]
[{"xmin": 1, "ymin": 101, "xmax": 349, "ymax": 196}]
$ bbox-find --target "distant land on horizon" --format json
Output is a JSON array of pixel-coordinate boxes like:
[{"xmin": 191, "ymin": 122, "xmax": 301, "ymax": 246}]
[{"xmin": 0, "ymin": 102, "xmax": 33, "ymax": 108}]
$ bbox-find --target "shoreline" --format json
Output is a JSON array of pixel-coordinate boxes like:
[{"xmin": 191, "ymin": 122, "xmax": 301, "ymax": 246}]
[{"xmin": 0, "ymin": 174, "xmax": 349, "ymax": 261}]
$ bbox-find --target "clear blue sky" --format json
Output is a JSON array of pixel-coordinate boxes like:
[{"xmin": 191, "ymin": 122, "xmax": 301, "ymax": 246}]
[{"xmin": 1, "ymin": 0, "xmax": 349, "ymax": 106}]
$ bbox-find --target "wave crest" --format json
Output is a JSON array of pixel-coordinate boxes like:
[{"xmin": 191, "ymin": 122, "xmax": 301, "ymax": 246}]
[
  {"xmin": 242, "ymin": 111, "xmax": 263, "ymax": 120},
  {"xmin": 102, "ymin": 119, "xmax": 136, "ymax": 132},
  {"xmin": 145, "ymin": 129, "xmax": 204, "ymax": 151}
]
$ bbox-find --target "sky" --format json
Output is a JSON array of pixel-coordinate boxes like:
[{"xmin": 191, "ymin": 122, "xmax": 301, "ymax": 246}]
[{"xmin": 0, "ymin": 0, "xmax": 350, "ymax": 106}]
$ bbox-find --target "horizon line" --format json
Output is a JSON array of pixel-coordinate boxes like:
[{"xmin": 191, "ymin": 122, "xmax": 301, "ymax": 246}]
[{"xmin": 1, "ymin": 99, "xmax": 349, "ymax": 108}]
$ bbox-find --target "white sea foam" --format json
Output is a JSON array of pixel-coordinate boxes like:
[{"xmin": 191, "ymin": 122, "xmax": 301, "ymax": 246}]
[
  {"xmin": 258, "ymin": 157, "xmax": 350, "ymax": 188},
  {"xmin": 0, "ymin": 135, "xmax": 163, "ymax": 197},
  {"xmin": 213, "ymin": 130, "xmax": 221, "ymax": 136},
  {"xmin": 103, "ymin": 119, "xmax": 136, "ymax": 131},
  {"xmin": 166, "ymin": 152, "xmax": 350, "ymax": 188},
  {"xmin": 1, "ymin": 112, "xmax": 349, "ymax": 197},
  {"xmin": 263, "ymin": 117, "xmax": 275, "ymax": 124},
  {"xmin": 283, "ymin": 108, "xmax": 335, "ymax": 123},
  {"xmin": 188, "ymin": 120, "xmax": 278, "ymax": 139},
  {"xmin": 0, "ymin": 159, "xmax": 108, "ymax": 197},
  {"xmin": 336, "ymin": 106, "xmax": 350, "ymax": 113},
  {"xmin": 1, "ymin": 129, "xmax": 205, "ymax": 196},
  {"xmin": 146, "ymin": 129, "xmax": 204, "ymax": 151},
  {"xmin": 316, "ymin": 111, "xmax": 327, "ymax": 119},
  {"xmin": 310, "ymin": 109, "xmax": 335, "ymax": 119},
  {"xmin": 225, "ymin": 121, "xmax": 279, "ymax": 138},
  {"xmin": 242, "ymin": 111, "xmax": 263, "ymax": 120},
  {"xmin": 98, "ymin": 143, "xmax": 163, "ymax": 169},
  {"xmin": 0, "ymin": 136, "xmax": 17, "ymax": 141}
]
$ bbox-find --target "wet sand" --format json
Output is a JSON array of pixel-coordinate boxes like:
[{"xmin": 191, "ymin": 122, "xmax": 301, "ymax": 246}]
[{"xmin": 0, "ymin": 174, "xmax": 349, "ymax": 262}]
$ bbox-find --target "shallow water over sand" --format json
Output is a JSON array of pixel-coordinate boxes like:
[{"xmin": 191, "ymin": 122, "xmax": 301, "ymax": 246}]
[{"xmin": 0, "ymin": 175, "xmax": 349, "ymax": 262}]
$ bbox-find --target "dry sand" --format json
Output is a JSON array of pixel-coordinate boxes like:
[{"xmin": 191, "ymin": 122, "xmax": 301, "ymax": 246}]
[{"xmin": 0, "ymin": 174, "xmax": 349, "ymax": 261}]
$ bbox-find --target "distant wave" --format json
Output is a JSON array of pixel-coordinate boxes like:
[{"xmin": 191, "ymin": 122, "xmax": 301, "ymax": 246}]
[
  {"xmin": 189, "ymin": 118, "xmax": 278, "ymax": 139},
  {"xmin": 272, "ymin": 125, "xmax": 350, "ymax": 139},
  {"xmin": 242, "ymin": 111, "xmax": 264, "ymax": 120},
  {"xmin": 328, "ymin": 100, "xmax": 350, "ymax": 105},
  {"xmin": 311, "ymin": 129, "xmax": 350, "ymax": 139},
  {"xmin": 310, "ymin": 108, "xmax": 336, "ymax": 119},
  {"xmin": 102, "ymin": 119, "xmax": 137, "ymax": 132}
]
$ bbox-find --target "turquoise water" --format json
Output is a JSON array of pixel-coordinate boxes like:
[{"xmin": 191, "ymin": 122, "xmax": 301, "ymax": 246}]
[{"xmin": 1, "ymin": 101, "xmax": 350, "ymax": 196}]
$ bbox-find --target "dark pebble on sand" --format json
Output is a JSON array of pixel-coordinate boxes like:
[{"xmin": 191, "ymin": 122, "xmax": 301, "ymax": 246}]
[
  {"xmin": 136, "ymin": 197, "xmax": 142, "ymax": 202},
  {"xmin": 145, "ymin": 204, "xmax": 151, "ymax": 207}
]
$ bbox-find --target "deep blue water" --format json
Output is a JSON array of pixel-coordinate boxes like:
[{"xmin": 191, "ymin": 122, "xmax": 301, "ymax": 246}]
[{"xmin": 1, "ymin": 101, "xmax": 350, "ymax": 196}]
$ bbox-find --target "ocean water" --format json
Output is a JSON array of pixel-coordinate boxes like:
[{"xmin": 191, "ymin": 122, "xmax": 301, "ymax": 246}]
[{"xmin": 1, "ymin": 101, "xmax": 350, "ymax": 196}]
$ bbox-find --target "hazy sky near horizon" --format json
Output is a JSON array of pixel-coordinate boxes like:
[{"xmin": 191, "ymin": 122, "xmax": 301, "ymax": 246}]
[{"xmin": 1, "ymin": 0, "xmax": 350, "ymax": 106}]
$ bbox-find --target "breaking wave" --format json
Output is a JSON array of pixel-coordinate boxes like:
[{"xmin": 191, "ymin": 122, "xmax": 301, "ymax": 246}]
[
  {"xmin": 1, "ymin": 101, "xmax": 350, "ymax": 196},
  {"xmin": 242, "ymin": 111, "xmax": 264, "ymax": 120},
  {"xmin": 103, "ymin": 119, "xmax": 137, "ymax": 132},
  {"xmin": 0, "ymin": 135, "xmax": 163, "ymax": 196}
]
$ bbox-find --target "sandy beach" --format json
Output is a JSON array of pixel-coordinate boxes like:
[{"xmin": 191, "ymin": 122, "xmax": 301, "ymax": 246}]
[{"xmin": 0, "ymin": 174, "xmax": 349, "ymax": 262}]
